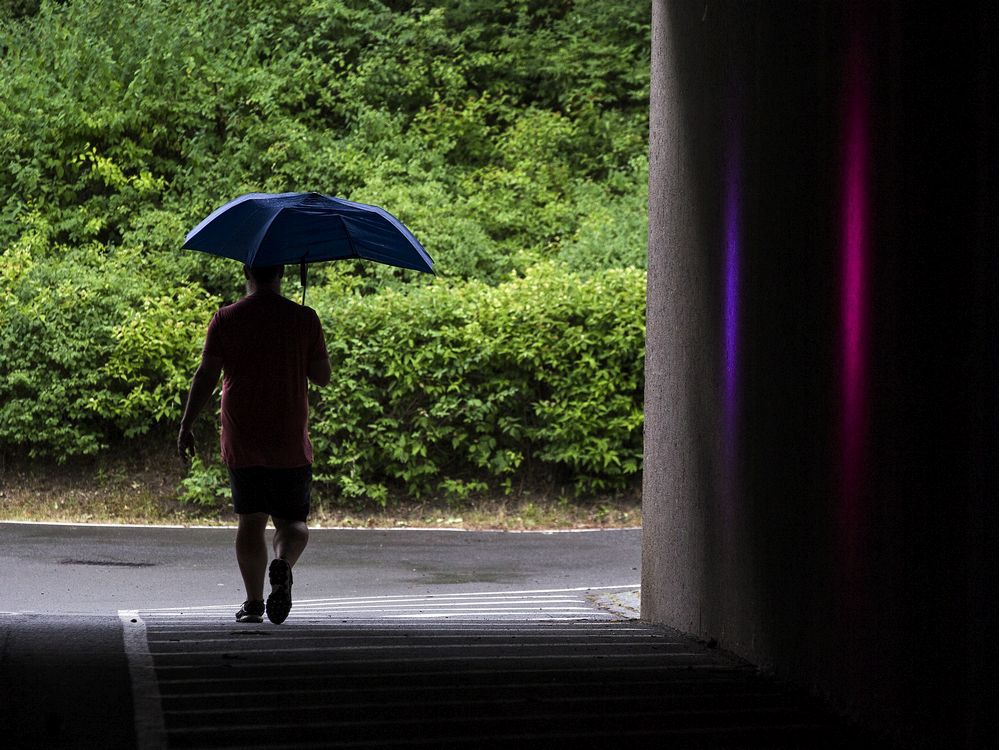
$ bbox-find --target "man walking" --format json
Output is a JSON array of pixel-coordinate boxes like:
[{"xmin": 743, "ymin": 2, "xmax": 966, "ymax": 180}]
[{"xmin": 178, "ymin": 264, "xmax": 331, "ymax": 624}]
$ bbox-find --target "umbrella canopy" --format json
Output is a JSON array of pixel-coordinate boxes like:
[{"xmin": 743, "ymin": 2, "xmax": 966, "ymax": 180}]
[{"xmin": 182, "ymin": 192, "xmax": 434, "ymax": 274}]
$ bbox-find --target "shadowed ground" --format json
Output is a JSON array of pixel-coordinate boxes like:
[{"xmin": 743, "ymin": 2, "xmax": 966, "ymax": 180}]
[{"xmin": 0, "ymin": 523, "xmax": 872, "ymax": 747}]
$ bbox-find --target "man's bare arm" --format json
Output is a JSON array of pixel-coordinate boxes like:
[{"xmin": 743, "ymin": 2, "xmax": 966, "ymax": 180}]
[
  {"xmin": 177, "ymin": 354, "xmax": 223, "ymax": 460},
  {"xmin": 307, "ymin": 355, "xmax": 331, "ymax": 387}
]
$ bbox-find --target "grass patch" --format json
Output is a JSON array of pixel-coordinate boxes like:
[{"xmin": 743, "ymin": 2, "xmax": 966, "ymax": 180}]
[
  {"xmin": 310, "ymin": 494, "xmax": 640, "ymax": 531},
  {"xmin": 0, "ymin": 446, "xmax": 640, "ymax": 530}
]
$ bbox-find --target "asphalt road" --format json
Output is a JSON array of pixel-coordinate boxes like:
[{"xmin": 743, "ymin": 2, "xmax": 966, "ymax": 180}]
[
  {"xmin": 0, "ymin": 522, "xmax": 641, "ymax": 749},
  {"xmin": 0, "ymin": 522, "xmax": 641, "ymax": 614}
]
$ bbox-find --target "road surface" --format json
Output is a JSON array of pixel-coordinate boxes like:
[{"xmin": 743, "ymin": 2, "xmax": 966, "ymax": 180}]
[{"xmin": 1, "ymin": 522, "xmax": 641, "ymax": 614}]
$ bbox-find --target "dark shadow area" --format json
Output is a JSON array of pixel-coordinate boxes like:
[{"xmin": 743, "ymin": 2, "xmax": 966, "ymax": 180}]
[
  {"xmin": 644, "ymin": 0, "xmax": 996, "ymax": 746},
  {"xmin": 140, "ymin": 616, "xmax": 874, "ymax": 749},
  {"xmin": 0, "ymin": 615, "xmax": 136, "ymax": 750}
]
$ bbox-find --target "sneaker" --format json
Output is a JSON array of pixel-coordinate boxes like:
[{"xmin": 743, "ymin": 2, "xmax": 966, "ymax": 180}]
[
  {"xmin": 236, "ymin": 599, "xmax": 265, "ymax": 623},
  {"xmin": 266, "ymin": 558, "xmax": 293, "ymax": 624}
]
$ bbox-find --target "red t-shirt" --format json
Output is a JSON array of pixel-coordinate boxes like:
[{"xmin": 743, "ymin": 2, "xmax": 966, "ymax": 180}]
[{"xmin": 203, "ymin": 289, "xmax": 328, "ymax": 468}]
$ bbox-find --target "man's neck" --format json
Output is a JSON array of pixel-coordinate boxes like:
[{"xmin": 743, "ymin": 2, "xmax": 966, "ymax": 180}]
[{"xmin": 247, "ymin": 281, "xmax": 282, "ymax": 296}]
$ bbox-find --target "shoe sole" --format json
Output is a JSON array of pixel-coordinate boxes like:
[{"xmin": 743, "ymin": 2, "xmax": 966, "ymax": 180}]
[
  {"xmin": 266, "ymin": 559, "xmax": 293, "ymax": 624},
  {"xmin": 236, "ymin": 614, "xmax": 263, "ymax": 624}
]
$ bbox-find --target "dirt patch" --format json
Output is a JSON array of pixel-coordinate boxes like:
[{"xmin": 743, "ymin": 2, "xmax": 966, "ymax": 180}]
[
  {"xmin": 0, "ymin": 445, "xmax": 641, "ymax": 530},
  {"xmin": 0, "ymin": 445, "xmax": 195, "ymax": 525}
]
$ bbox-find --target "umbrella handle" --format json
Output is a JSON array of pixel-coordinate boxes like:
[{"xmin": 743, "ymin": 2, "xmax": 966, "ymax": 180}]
[{"xmin": 300, "ymin": 261, "xmax": 307, "ymax": 305}]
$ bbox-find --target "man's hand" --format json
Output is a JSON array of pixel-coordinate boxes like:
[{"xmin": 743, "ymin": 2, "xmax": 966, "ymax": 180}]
[
  {"xmin": 177, "ymin": 427, "xmax": 195, "ymax": 465},
  {"xmin": 177, "ymin": 354, "xmax": 222, "ymax": 465}
]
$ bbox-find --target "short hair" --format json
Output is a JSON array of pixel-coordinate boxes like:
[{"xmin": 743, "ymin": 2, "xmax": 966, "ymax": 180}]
[{"xmin": 244, "ymin": 264, "xmax": 284, "ymax": 284}]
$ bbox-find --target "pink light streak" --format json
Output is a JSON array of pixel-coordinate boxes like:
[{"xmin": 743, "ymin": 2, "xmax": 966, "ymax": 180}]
[{"xmin": 840, "ymin": 42, "xmax": 869, "ymax": 532}]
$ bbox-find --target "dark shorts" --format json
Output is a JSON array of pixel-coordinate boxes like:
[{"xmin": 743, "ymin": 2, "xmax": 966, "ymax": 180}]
[{"xmin": 227, "ymin": 465, "xmax": 312, "ymax": 522}]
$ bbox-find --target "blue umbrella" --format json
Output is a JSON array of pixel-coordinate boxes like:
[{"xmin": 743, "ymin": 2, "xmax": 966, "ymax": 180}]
[{"xmin": 182, "ymin": 192, "xmax": 434, "ymax": 301}]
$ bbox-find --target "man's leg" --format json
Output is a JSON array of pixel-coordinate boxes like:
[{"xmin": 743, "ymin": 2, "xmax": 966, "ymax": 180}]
[
  {"xmin": 235, "ymin": 512, "xmax": 270, "ymax": 602},
  {"xmin": 272, "ymin": 516, "xmax": 309, "ymax": 566},
  {"xmin": 266, "ymin": 516, "xmax": 307, "ymax": 624}
]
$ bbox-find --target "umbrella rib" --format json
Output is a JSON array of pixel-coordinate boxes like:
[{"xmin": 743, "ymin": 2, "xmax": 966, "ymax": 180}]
[
  {"xmin": 332, "ymin": 197, "xmax": 432, "ymax": 269},
  {"xmin": 338, "ymin": 215, "xmax": 361, "ymax": 260},
  {"xmin": 246, "ymin": 208, "xmax": 288, "ymax": 268}
]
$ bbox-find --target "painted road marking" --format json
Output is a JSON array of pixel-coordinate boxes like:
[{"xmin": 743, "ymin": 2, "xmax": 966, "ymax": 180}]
[
  {"xmin": 118, "ymin": 611, "xmax": 168, "ymax": 750},
  {"xmin": 138, "ymin": 585, "xmax": 639, "ymax": 621}
]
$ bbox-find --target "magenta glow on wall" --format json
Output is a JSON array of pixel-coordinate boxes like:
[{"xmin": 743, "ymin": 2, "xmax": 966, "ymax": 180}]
[{"xmin": 840, "ymin": 39, "xmax": 869, "ymax": 537}]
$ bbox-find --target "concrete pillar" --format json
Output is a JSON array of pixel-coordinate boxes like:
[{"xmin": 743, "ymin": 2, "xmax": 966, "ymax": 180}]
[
  {"xmin": 641, "ymin": 1, "xmax": 995, "ymax": 746},
  {"xmin": 642, "ymin": 0, "xmax": 720, "ymax": 633}
]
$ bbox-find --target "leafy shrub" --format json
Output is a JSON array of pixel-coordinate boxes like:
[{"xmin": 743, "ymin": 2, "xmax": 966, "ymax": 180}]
[
  {"xmin": 0, "ymin": 0, "xmax": 650, "ymax": 281},
  {"xmin": 0, "ymin": 1, "xmax": 652, "ymax": 504},
  {"xmin": 177, "ymin": 456, "xmax": 231, "ymax": 506},
  {"xmin": 307, "ymin": 263, "xmax": 645, "ymax": 503},
  {"xmin": 0, "ymin": 221, "xmax": 218, "ymax": 457},
  {"xmin": 92, "ymin": 284, "xmax": 220, "ymax": 435},
  {"xmin": 556, "ymin": 157, "xmax": 648, "ymax": 274},
  {"xmin": 0, "ymin": 239, "xmax": 644, "ymax": 501}
]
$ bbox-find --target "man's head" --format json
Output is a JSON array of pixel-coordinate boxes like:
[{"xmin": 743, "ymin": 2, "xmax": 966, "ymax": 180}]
[{"xmin": 243, "ymin": 264, "xmax": 284, "ymax": 287}]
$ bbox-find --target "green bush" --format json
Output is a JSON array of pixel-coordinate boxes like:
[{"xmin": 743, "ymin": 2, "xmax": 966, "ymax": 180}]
[
  {"xmin": 0, "ymin": 237, "xmax": 644, "ymax": 500},
  {"xmin": 177, "ymin": 456, "xmax": 232, "ymax": 506},
  {"xmin": 307, "ymin": 263, "xmax": 645, "ymax": 503},
  {"xmin": 0, "ymin": 222, "xmax": 218, "ymax": 457},
  {"xmin": 0, "ymin": 1, "xmax": 651, "ymax": 504},
  {"xmin": 556, "ymin": 157, "xmax": 648, "ymax": 274},
  {"xmin": 0, "ymin": 0, "xmax": 650, "ymax": 282}
]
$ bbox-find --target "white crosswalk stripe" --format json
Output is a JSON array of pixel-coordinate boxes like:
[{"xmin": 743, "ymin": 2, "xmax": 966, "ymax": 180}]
[{"xmin": 138, "ymin": 585, "xmax": 637, "ymax": 622}]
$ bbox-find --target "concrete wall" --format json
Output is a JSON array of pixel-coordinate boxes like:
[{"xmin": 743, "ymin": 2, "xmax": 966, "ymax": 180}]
[{"xmin": 642, "ymin": 1, "xmax": 996, "ymax": 746}]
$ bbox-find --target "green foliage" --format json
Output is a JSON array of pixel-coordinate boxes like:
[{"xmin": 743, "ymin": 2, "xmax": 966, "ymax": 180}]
[
  {"xmin": 0, "ymin": 1, "xmax": 651, "ymax": 502},
  {"xmin": 0, "ymin": 0, "xmax": 40, "ymax": 22},
  {"xmin": 556, "ymin": 157, "xmax": 648, "ymax": 274},
  {"xmin": 0, "ymin": 0, "xmax": 649, "ymax": 281},
  {"xmin": 177, "ymin": 456, "xmax": 232, "ymax": 507},
  {"xmin": 308, "ymin": 263, "xmax": 645, "ymax": 502},
  {"xmin": 0, "ymin": 218, "xmax": 219, "ymax": 456},
  {"xmin": 92, "ymin": 284, "xmax": 220, "ymax": 435}
]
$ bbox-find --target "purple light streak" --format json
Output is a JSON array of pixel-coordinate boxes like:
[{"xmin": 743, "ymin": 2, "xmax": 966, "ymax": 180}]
[
  {"xmin": 723, "ymin": 132, "xmax": 741, "ymax": 454},
  {"xmin": 721, "ymin": 98, "xmax": 742, "ymax": 528}
]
